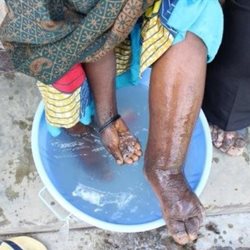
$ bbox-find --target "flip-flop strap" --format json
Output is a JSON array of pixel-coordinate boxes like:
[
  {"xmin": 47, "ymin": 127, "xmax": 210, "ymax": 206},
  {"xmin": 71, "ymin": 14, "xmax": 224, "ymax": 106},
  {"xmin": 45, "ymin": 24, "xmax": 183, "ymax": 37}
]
[
  {"xmin": 2, "ymin": 240, "xmax": 23, "ymax": 250},
  {"xmin": 98, "ymin": 114, "xmax": 121, "ymax": 133}
]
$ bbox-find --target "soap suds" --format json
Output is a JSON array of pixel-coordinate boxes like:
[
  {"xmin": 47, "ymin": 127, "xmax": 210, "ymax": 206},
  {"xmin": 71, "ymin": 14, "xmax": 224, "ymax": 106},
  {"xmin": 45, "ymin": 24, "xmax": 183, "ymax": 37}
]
[{"xmin": 72, "ymin": 184, "xmax": 135, "ymax": 209}]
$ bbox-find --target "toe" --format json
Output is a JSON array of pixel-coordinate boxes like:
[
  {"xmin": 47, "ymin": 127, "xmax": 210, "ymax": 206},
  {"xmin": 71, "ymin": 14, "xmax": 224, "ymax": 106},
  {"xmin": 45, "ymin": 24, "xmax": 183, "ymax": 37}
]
[
  {"xmin": 168, "ymin": 219, "xmax": 190, "ymax": 245},
  {"xmin": 210, "ymin": 125, "xmax": 218, "ymax": 143},
  {"xmin": 107, "ymin": 142, "xmax": 124, "ymax": 165},
  {"xmin": 112, "ymin": 149, "xmax": 124, "ymax": 165},
  {"xmin": 120, "ymin": 142, "xmax": 141, "ymax": 164},
  {"xmin": 226, "ymin": 146, "xmax": 245, "ymax": 156},
  {"xmin": 131, "ymin": 154, "xmax": 139, "ymax": 162},
  {"xmin": 123, "ymin": 156, "xmax": 133, "ymax": 164},
  {"xmin": 135, "ymin": 142, "xmax": 141, "ymax": 150},
  {"xmin": 219, "ymin": 132, "xmax": 235, "ymax": 153},
  {"xmin": 227, "ymin": 137, "xmax": 247, "ymax": 156},
  {"xmin": 116, "ymin": 159, "xmax": 123, "ymax": 165},
  {"xmin": 213, "ymin": 128, "xmax": 225, "ymax": 148},
  {"xmin": 185, "ymin": 217, "xmax": 201, "ymax": 242},
  {"xmin": 172, "ymin": 233, "xmax": 190, "ymax": 246},
  {"xmin": 135, "ymin": 149, "xmax": 142, "ymax": 157}
]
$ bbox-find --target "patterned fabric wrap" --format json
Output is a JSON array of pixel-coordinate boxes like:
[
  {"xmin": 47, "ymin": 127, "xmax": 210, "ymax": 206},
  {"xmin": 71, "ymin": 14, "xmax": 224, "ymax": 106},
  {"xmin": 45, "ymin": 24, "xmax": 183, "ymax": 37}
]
[
  {"xmin": 1, "ymin": 0, "xmax": 179, "ymax": 130},
  {"xmin": 0, "ymin": 0, "xmax": 154, "ymax": 84}
]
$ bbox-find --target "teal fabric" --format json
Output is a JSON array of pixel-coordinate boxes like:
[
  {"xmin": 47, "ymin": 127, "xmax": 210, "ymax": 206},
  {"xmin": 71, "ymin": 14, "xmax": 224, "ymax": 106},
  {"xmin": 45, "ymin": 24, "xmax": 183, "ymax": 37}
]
[
  {"xmin": 116, "ymin": 0, "xmax": 224, "ymax": 89},
  {"xmin": 168, "ymin": 0, "xmax": 224, "ymax": 62},
  {"xmin": 116, "ymin": 22, "xmax": 142, "ymax": 89}
]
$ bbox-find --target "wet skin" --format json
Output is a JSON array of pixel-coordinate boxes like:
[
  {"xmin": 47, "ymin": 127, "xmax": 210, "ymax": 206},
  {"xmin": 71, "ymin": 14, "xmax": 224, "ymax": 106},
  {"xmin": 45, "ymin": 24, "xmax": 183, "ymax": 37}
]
[
  {"xmin": 144, "ymin": 32, "xmax": 207, "ymax": 245},
  {"xmin": 73, "ymin": 32, "xmax": 206, "ymax": 245},
  {"xmin": 83, "ymin": 51, "xmax": 142, "ymax": 165}
]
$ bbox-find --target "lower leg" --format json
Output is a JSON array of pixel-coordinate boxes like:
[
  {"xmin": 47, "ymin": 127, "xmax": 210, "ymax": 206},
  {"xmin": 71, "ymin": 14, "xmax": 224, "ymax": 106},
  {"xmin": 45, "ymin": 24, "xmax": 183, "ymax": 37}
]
[
  {"xmin": 83, "ymin": 51, "xmax": 141, "ymax": 164},
  {"xmin": 83, "ymin": 51, "xmax": 118, "ymax": 126},
  {"xmin": 145, "ymin": 32, "xmax": 206, "ymax": 245}
]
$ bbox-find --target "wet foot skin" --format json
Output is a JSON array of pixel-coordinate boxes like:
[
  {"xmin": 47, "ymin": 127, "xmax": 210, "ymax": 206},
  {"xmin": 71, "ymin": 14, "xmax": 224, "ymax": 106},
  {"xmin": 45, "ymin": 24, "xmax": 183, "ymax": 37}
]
[
  {"xmin": 100, "ymin": 117, "xmax": 142, "ymax": 165},
  {"xmin": 66, "ymin": 122, "xmax": 91, "ymax": 137},
  {"xmin": 145, "ymin": 165, "xmax": 204, "ymax": 245},
  {"xmin": 66, "ymin": 119, "xmax": 142, "ymax": 165}
]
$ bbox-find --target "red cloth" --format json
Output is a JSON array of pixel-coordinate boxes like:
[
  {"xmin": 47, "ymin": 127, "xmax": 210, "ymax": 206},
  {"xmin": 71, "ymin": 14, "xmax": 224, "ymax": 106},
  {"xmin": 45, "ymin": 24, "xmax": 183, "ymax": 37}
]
[{"xmin": 52, "ymin": 64, "xmax": 86, "ymax": 93}]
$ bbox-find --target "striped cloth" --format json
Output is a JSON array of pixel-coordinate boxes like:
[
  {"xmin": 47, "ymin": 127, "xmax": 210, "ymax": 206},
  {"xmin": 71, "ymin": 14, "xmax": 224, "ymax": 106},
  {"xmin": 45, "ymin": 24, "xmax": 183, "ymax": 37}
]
[
  {"xmin": 116, "ymin": 0, "xmax": 174, "ymax": 77},
  {"xmin": 37, "ymin": 81, "xmax": 82, "ymax": 128},
  {"xmin": 115, "ymin": 39, "xmax": 131, "ymax": 75},
  {"xmin": 140, "ymin": 0, "xmax": 173, "ymax": 73}
]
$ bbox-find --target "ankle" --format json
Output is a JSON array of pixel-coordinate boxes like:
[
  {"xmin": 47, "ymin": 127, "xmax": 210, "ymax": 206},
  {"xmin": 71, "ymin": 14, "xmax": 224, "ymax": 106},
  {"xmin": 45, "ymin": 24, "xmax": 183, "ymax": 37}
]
[
  {"xmin": 144, "ymin": 158, "xmax": 183, "ymax": 184},
  {"xmin": 144, "ymin": 154, "xmax": 182, "ymax": 172}
]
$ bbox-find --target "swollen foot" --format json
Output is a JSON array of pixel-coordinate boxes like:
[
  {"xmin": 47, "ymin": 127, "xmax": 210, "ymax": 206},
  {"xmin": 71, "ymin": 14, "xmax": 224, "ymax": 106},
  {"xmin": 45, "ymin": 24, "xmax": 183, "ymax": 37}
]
[
  {"xmin": 101, "ymin": 118, "xmax": 142, "ymax": 165},
  {"xmin": 145, "ymin": 166, "xmax": 204, "ymax": 245}
]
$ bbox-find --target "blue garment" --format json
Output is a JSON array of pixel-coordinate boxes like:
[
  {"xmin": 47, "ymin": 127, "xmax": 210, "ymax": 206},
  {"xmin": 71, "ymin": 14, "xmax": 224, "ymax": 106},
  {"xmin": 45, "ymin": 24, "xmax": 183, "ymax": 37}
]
[
  {"xmin": 116, "ymin": 0, "xmax": 223, "ymax": 88},
  {"xmin": 159, "ymin": 0, "xmax": 179, "ymax": 36},
  {"xmin": 166, "ymin": 0, "xmax": 223, "ymax": 62},
  {"xmin": 48, "ymin": 0, "xmax": 224, "ymax": 136},
  {"xmin": 116, "ymin": 22, "xmax": 142, "ymax": 88},
  {"xmin": 116, "ymin": 0, "xmax": 179, "ymax": 88}
]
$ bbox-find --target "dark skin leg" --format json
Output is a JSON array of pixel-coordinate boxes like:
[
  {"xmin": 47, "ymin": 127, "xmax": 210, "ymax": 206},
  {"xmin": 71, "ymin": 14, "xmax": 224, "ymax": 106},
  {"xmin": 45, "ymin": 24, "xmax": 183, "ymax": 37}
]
[
  {"xmin": 83, "ymin": 51, "xmax": 142, "ymax": 165},
  {"xmin": 144, "ymin": 32, "xmax": 206, "ymax": 245},
  {"xmin": 67, "ymin": 122, "xmax": 90, "ymax": 136}
]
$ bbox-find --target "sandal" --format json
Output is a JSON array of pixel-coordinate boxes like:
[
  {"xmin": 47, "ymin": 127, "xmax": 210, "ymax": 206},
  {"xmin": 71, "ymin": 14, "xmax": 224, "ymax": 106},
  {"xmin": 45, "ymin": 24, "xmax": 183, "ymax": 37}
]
[
  {"xmin": 223, "ymin": 129, "xmax": 248, "ymax": 156},
  {"xmin": 210, "ymin": 125, "xmax": 225, "ymax": 148},
  {"xmin": 210, "ymin": 124, "xmax": 248, "ymax": 156},
  {"xmin": 0, "ymin": 236, "xmax": 47, "ymax": 250}
]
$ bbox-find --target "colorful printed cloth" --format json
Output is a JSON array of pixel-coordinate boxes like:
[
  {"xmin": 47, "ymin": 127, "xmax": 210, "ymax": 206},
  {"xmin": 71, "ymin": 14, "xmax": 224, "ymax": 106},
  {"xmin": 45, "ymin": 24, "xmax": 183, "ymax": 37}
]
[
  {"xmin": 116, "ymin": 0, "xmax": 174, "ymax": 77},
  {"xmin": 0, "ymin": 0, "xmax": 154, "ymax": 84},
  {"xmin": 0, "ymin": 0, "xmax": 223, "ymax": 132},
  {"xmin": 37, "ymin": 72, "xmax": 93, "ymax": 129}
]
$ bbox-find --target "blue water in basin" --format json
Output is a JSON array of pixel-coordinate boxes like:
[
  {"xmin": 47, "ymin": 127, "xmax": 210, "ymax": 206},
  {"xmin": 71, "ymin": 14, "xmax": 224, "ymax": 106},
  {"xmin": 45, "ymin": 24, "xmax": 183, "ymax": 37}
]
[{"xmin": 32, "ymin": 70, "xmax": 212, "ymax": 231}]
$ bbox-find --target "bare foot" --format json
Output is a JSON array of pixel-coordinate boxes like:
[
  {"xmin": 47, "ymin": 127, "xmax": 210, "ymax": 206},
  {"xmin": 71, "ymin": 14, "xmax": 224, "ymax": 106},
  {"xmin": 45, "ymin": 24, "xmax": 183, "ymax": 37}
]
[
  {"xmin": 65, "ymin": 119, "xmax": 141, "ymax": 165},
  {"xmin": 210, "ymin": 125, "xmax": 248, "ymax": 156},
  {"xmin": 66, "ymin": 122, "xmax": 90, "ymax": 137},
  {"xmin": 145, "ymin": 166, "xmax": 204, "ymax": 245},
  {"xmin": 101, "ymin": 117, "xmax": 142, "ymax": 165}
]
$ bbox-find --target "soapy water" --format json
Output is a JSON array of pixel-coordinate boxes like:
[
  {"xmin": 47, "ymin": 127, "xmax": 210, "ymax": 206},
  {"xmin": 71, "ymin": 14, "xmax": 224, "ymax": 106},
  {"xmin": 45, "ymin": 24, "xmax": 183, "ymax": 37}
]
[
  {"xmin": 72, "ymin": 183, "xmax": 135, "ymax": 210},
  {"xmin": 36, "ymin": 79, "xmax": 208, "ymax": 225},
  {"xmin": 37, "ymin": 84, "xmax": 166, "ymax": 224}
]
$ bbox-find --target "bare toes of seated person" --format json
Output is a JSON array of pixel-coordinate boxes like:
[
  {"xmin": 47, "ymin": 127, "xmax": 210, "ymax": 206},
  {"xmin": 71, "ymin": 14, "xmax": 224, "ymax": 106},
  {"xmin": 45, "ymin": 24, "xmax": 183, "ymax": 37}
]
[
  {"xmin": 145, "ymin": 167, "xmax": 204, "ymax": 245},
  {"xmin": 66, "ymin": 122, "xmax": 91, "ymax": 137},
  {"xmin": 101, "ymin": 118, "xmax": 142, "ymax": 165}
]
